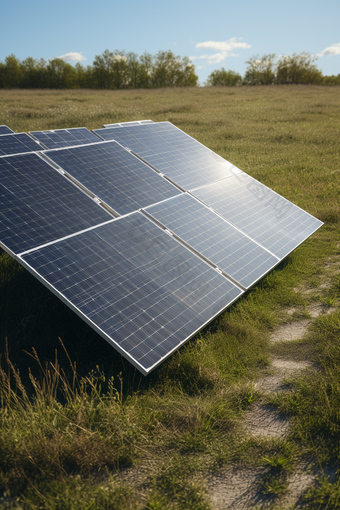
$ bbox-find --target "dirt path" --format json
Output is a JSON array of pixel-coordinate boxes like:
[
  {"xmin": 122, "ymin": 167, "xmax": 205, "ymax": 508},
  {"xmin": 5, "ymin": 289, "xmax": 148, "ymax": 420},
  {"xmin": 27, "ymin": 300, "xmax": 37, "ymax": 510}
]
[{"xmin": 207, "ymin": 300, "xmax": 336, "ymax": 509}]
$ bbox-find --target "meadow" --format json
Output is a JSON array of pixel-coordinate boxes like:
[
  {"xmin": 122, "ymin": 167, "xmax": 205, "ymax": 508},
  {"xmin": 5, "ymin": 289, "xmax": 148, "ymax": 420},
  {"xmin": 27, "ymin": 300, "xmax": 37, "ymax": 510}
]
[{"xmin": 0, "ymin": 85, "xmax": 339, "ymax": 509}]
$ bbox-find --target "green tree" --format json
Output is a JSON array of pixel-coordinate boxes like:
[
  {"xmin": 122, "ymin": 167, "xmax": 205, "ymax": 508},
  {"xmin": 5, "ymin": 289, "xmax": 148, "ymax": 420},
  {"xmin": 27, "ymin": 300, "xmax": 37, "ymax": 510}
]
[
  {"xmin": 110, "ymin": 50, "xmax": 128, "ymax": 89},
  {"xmin": 47, "ymin": 59, "xmax": 77, "ymax": 88},
  {"xmin": 322, "ymin": 74, "xmax": 340, "ymax": 85},
  {"xmin": 205, "ymin": 68, "xmax": 242, "ymax": 86},
  {"xmin": 138, "ymin": 52, "xmax": 153, "ymax": 88},
  {"xmin": 3, "ymin": 54, "xmax": 23, "ymax": 88},
  {"xmin": 152, "ymin": 50, "xmax": 197, "ymax": 87},
  {"xmin": 0, "ymin": 61, "xmax": 6, "ymax": 88},
  {"xmin": 92, "ymin": 51, "xmax": 109, "ymax": 88},
  {"xmin": 176, "ymin": 56, "xmax": 198, "ymax": 87},
  {"xmin": 74, "ymin": 62, "xmax": 92, "ymax": 88},
  {"xmin": 244, "ymin": 54, "xmax": 276, "ymax": 85},
  {"xmin": 20, "ymin": 57, "xmax": 48, "ymax": 88},
  {"xmin": 92, "ymin": 49, "xmax": 128, "ymax": 89},
  {"xmin": 276, "ymin": 53, "xmax": 323, "ymax": 84}
]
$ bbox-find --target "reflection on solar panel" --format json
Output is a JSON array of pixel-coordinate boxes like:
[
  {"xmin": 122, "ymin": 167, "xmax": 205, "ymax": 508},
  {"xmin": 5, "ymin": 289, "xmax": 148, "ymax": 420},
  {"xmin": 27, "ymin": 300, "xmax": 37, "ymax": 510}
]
[
  {"xmin": 0, "ymin": 125, "xmax": 14, "ymax": 135},
  {"xmin": 44, "ymin": 141, "xmax": 181, "ymax": 215},
  {"xmin": 30, "ymin": 127, "xmax": 101, "ymax": 149},
  {"xmin": 93, "ymin": 122, "xmax": 242, "ymax": 190},
  {"xmin": 145, "ymin": 193, "xmax": 279, "ymax": 289},
  {"xmin": 0, "ymin": 153, "xmax": 111, "ymax": 254},
  {"xmin": 192, "ymin": 175, "xmax": 323, "ymax": 259},
  {"xmin": 0, "ymin": 133, "xmax": 45, "ymax": 156},
  {"xmin": 103, "ymin": 120, "xmax": 153, "ymax": 128},
  {"xmin": 21, "ymin": 213, "xmax": 242, "ymax": 374}
]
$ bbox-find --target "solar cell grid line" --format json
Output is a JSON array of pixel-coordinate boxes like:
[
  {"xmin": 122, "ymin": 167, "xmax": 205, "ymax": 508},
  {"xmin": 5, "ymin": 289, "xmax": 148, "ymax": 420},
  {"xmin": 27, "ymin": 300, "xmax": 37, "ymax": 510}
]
[
  {"xmin": 191, "ymin": 174, "xmax": 323, "ymax": 260},
  {"xmin": 93, "ymin": 121, "xmax": 242, "ymax": 190},
  {"xmin": 0, "ymin": 152, "xmax": 112, "ymax": 254},
  {"xmin": 20, "ymin": 212, "xmax": 242, "ymax": 374},
  {"xmin": 0, "ymin": 132, "xmax": 46, "ymax": 156},
  {"xmin": 30, "ymin": 127, "xmax": 102, "ymax": 150},
  {"xmin": 0, "ymin": 125, "xmax": 14, "ymax": 135},
  {"xmin": 144, "ymin": 193, "xmax": 279, "ymax": 289},
  {"xmin": 43, "ymin": 140, "xmax": 182, "ymax": 216}
]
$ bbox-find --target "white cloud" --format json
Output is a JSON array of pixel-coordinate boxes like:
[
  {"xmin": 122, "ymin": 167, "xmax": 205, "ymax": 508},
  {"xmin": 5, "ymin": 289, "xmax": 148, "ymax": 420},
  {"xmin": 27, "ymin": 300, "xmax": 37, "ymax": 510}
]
[
  {"xmin": 112, "ymin": 54, "xmax": 127, "ymax": 62},
  {"xmin": 57, "ymin": 52, "xmax": 87, "ymax": 63},
  {"xmin": 318, "ymin": 43, "xmax": 340, "ymax": 57},
  {"xmin": 196, "ymin": 38, "xmax": 251, "ymax": 52},
  {"xmin": 193, "ymin": 38, "xmax": 250, "ymax": 65}
]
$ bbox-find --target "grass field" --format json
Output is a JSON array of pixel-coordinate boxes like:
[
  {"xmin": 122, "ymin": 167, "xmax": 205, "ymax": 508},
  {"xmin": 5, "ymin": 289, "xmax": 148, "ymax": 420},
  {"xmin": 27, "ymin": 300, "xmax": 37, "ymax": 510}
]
[{"xmin": 0, "ymin": 85, "xmax": 339, "ymax": 509}]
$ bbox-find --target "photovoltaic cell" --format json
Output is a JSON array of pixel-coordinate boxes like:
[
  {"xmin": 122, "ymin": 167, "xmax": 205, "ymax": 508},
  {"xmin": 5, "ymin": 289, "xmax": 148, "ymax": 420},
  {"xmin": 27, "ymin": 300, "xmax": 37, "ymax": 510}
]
[
  {"xmin": 103, "ymin": 120, "xmax": 154, "ymax": 128},
  {"xmin": 21, "ymin": 213, "xmax": 242, "ymax": 373},
  {"xmin": 30, "ymin": 127, "xmax": 101, "ymax": 149},
  {"xmin": 44, "ymin": 141, "xmax": 181, "ymax": 215},
  {"xmin": 93, "ymin": 122, "xmax": 241, "ymax": 190},
  {"xmin": 0, "ymin": 153, "xmax": 111, "ymax": 254},
  {"xmin": 145, "ymin": 193, "xmax": 279, "ymax": 288},
  {"xmin": 0, "ymin": 133, "xmax": 45, "ymax": 156},
  {"xmin": 192, "ymin": 174, "xmax": 323, "ymax": 259},
  {"xmin": 0, "ymin": 125, "xmax": 14, "ymax": 135}
]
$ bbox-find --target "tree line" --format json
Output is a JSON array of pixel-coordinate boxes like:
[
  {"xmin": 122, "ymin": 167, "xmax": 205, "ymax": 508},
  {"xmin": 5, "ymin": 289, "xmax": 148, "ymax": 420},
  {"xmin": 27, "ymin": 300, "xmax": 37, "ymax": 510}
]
[
  {"xmin": 0, "ymin": 50, "xmax": 339, "ymax": 89},
  {"xmin": 206, "ymin": 53, "xmax": 340, "ymax": 86},
  {"xmin": 0, "ymin": 50, "xmax": 198, "ymax": 89}
]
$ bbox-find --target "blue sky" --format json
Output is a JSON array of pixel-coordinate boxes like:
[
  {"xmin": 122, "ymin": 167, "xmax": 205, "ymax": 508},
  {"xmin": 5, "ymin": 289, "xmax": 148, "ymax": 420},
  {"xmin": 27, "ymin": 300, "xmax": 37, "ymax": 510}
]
[{"xmin": 1, "ymin": 0, "xmax": 339, "ymax": 84}]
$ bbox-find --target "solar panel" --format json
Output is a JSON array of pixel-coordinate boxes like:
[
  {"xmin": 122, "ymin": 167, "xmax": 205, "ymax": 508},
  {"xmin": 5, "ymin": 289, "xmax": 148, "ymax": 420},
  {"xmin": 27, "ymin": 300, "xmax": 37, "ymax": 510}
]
[
  {"xmin": 21, "ymin": 212, "xmax": 242, "ymax": 374},
  {"xmin": 30, "ymin": 127, "xmax": 101, "ymax": 149},
  {"xmin": 145, "ymin": 193, "xmax": 279, "ymax": 289},
  {"xmin": 93, "ymin": 121, "xmax": 241, "ymax": 190},
  {"xmin": 0, "ymin": 153, "xmax": 112, "ymax": 254},
  {"xmin": 0, "ymin": 133, "xmax": 45, "ymax": 156},
  {"xmin": 191, "ymin": 174, "xmax": 323, "ymax": 259},
  {"xmin": 44, "ymin": 141, "xmax": 181, "ymax": 215},
  {"xmin": 0, "ymin": 125, "xmax": 14, "ymax": 135},
  {"xmin": 103, "ymin": 120, "xmax": 154, "ymax": 128}
]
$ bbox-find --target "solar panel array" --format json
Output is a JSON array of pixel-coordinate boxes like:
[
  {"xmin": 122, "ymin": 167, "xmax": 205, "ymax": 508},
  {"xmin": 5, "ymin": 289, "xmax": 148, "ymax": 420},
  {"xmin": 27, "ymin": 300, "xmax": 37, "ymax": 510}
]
[
  {"xmin": 0, "ymin": 125, "xmax": 14, "ymax": 135},
  {"xmin": 30, "ymin": 127, "xmax": 101, "ymax": 149},
  {"xmin": 0, "ymin": 132, "xmax": 45, "ymax": 156},
  {"xmin": 0, "ymin": 121, "xmax": 323, "ymax": 374}
]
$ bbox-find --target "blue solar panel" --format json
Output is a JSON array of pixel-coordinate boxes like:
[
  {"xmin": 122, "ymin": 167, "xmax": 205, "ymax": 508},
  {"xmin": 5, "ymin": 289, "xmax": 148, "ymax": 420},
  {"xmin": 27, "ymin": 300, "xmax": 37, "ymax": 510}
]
[
  {"xmin": 44, "ymin": 141, "xmax": 181, "ymax": 215},
  {"xmin": 145, "ymin": 193, "xmax": 279, "ymax": 288},
  {"xmin": 103, "ymin": 120, "xmax": 154, "ymax": 128},
  {"xmin": 0, "ymin": 125, "xmax": 14, "ymax": 135},
  {"xmin": 0, "ymin": 133, "xmax": 45, "ymax": 156},
  {"xmin": 93, "ymin": 122, "xmax": 241, "ymax": 190},
  {"xmin": 30, "ymin": 127, "xmax": 101, "ymax": 149},
  {"xmin": 192, "ymin": 175, "xmax": 323, "ymax": 259},
  {"xmin": 21, "ymin": 213, "xmax": 242, "ymax": 374},
  {"xmin": 0, "ymin": 153, "xmax": 112, "ymax": 254}
]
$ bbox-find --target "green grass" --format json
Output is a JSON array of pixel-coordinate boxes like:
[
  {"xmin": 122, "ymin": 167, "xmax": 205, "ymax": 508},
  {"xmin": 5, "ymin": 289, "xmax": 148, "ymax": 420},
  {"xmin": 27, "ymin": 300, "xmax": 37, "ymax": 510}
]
[{"xmin": 0, "ymin": 85, "xmax": 339, "ymax": 508}]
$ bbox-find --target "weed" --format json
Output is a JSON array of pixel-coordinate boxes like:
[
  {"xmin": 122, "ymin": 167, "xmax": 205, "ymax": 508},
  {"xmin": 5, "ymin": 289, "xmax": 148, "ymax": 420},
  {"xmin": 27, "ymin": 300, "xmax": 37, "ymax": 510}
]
[
  {"xmin": 262, "ymin": 475, "xmax": 288, "ymax": 495},
  {"xmin": 305, "ymin": 476, "xmax": 340, "ymax": 509}
]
